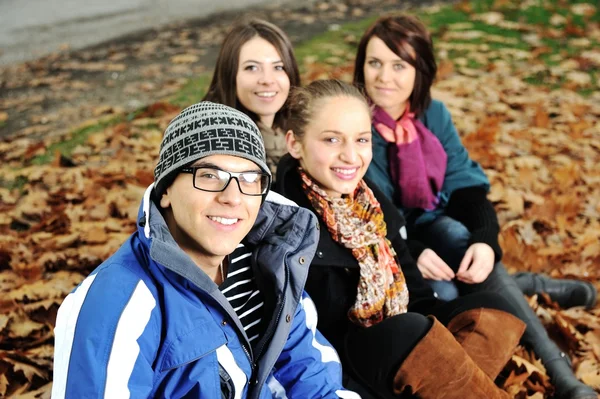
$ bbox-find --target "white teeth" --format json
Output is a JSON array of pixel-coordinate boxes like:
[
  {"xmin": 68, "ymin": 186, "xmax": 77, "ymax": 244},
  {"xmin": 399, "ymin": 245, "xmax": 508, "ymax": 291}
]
[
  {"xmin": 256, "ymin": 92, "xmax": 276, "ymax": 97},
  {"xmin": 209, "ymin": 216, "xmax": 238, "ymax": 225},
  {"xmin": 332, "ymin": 168, "xmax": 357, "ymax": 175}
]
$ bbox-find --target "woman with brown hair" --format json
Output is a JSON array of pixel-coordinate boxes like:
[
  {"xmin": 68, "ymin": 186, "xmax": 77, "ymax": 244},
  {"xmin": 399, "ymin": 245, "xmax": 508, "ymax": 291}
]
[
  {"xmin": 354, "ymin": 14, "xmax": 596, "ymax": 399},
  {"xmin": 203, "ymin": 18, "xmax": 300, "ymax": 174},
  {"xmin": 275, "ymin": 79, "xmax": 526, "ymax": 399}
]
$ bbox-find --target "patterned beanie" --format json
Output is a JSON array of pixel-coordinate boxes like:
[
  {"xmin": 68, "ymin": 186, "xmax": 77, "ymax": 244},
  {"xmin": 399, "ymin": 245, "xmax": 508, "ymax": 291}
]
[{"xmin": 154, "ymin": 101, "xmax": 270, "ymax": 197}]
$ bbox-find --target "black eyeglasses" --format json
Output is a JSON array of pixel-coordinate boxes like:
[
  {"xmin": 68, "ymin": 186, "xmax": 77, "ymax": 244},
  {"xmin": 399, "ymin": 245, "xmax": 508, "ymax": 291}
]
[{"xmin": 180, "ymin": 166, "xmax": 271, "ymax": 196}]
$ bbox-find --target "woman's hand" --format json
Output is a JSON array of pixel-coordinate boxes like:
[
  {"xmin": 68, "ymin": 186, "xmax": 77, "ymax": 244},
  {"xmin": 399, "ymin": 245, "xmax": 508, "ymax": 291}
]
[
  {"xmin": 456, "ymin": 243, "xmax": 495, "ymax": 284},
  {"xmin": 417, "ymin": 249, "xmax": 455, "ymax": 281}
]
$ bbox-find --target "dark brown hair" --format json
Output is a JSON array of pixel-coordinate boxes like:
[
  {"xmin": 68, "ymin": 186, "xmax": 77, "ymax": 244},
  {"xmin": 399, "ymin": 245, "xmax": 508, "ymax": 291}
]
[
  {"xmin": 203, "ymin": 19, "xmax": 300, "ymax": 130},
  {"xmin": 287, "ymin": 79, "xmax": 369, "ymax": 139},
  {"xmin": 353, "ymin": 14, "xmax": 437, "ymax": 117}
]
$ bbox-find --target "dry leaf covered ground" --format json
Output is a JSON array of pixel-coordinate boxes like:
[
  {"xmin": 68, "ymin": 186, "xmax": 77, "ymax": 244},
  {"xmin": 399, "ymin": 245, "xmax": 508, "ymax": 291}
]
[{"xmin": 0, "ymin": 0, "xmax": 599, "ymax": 397}]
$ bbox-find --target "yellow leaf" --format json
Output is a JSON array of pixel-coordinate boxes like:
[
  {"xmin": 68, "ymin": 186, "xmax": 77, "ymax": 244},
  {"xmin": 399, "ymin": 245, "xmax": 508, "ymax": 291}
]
[
  {"xmin": 571, "ymin": 3, "xmax": 597, "ymax": 17},
  {"xmin": 0, "ymin": 314, "xmax": 9, "ymax": 333},
  {"xmin": 8, "ymin": 271, "xmax": 83, "ymax": 302},
  {"xmin": 0, "ymin": 374, "xmax": 8, "ymax": 397},
  {"xmin": 170, "ymin": 54, "xmax": 199, "ymax": 64},
  {"xmin": 566, "ymin": 71, "xmax": 592, "ymax": 87}
]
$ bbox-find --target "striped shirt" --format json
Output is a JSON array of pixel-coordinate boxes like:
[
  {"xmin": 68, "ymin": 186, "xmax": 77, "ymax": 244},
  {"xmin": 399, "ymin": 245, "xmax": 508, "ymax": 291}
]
[{"xmin": 219, "ymin": 242, "xmax": 266, "ymax": 348}]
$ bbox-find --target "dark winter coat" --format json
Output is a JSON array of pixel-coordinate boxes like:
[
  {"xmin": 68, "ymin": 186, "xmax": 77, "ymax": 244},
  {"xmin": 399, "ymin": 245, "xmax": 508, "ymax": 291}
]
[{"xmin": 275, "ymin": 155, "xmax": 439, "ymax": 346}]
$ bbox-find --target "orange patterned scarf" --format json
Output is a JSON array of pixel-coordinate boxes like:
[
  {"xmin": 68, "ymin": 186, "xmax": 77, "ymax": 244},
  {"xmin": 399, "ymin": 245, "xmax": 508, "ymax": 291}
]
[{"xmin": 299, "ymin": 168, "xmax": 409, "ymax": 327}]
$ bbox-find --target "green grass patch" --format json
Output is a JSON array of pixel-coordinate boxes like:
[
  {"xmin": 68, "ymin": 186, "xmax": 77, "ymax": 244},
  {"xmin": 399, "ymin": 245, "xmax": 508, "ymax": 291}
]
[
  {"xmin": 126, "ymin": 109, "xmax": 144, "ymax": 122},
  {"xmin": 30, "ymin": 116, "xmax": 122, "ymax": 165},
  {"xmin": 169, "ymin": 73, "xmax": 212, "ymax": 108},
  {"xmin": 0, "ymin": 175, "xmax": 28, "ymax": 191},
  {"xmin": 422, "ymin": 7, "xmax": 473, "ymax": 29},
  {"xmin": 294, "ymin": 17, "xmax": 378, "ymax": 67}
]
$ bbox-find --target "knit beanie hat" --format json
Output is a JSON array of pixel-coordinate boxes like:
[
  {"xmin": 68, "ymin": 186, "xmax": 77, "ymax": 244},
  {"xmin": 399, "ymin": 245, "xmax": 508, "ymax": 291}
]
[{"xmin": 154, "ymin": 101, "xmax": 271, "ymax": 198}]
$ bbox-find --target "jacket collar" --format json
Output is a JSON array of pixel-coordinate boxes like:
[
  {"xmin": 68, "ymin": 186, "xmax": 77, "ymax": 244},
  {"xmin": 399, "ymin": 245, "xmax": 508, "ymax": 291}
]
[{"xmin": 136, "ymin": 184, "xmax": 316, "ymax": 276}]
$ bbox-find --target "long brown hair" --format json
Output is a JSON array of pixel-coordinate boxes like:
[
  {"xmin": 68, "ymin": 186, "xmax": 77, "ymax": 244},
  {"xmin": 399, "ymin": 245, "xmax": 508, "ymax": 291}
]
[
  {"xmin": 353, "ymin": 14, "xmax": 437, "ymax": 117},
  {"xmin": 203, "ymin": 19, "xmax": 300, "ymax": 130}
]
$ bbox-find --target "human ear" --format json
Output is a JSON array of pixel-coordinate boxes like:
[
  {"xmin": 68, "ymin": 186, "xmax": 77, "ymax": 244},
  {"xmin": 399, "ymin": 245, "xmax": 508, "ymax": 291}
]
[
  {"xmin": 159, "ymin": 189, "xmax": 172, "ymax": 209},
  {"xmin": 285, "ymin": 130, "xmax": 303, "ymax": 159}
]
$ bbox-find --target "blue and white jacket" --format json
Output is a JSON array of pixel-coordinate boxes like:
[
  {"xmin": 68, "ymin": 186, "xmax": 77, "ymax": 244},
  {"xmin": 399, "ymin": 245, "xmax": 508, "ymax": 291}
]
[{"xmin": 52, "ymin": 185, "xmax": 359, "ymax": 399}]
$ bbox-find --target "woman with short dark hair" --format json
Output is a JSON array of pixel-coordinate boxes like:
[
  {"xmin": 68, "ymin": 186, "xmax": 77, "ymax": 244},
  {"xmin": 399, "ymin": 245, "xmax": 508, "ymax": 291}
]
[{"xmin": 354, "ymin": 14, "xmax": 596, "ymax": 399}]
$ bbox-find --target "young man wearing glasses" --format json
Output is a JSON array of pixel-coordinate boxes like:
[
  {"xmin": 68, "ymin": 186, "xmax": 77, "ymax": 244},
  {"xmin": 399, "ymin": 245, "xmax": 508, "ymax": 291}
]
[{"xmin": 52, "ymin": 102, "xmax": 358, "ymax": 399}]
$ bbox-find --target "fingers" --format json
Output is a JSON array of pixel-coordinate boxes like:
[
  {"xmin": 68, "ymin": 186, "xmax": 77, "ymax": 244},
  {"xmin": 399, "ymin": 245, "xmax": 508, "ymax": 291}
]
[
  {"xmin": 457, "ymin": 247, "xmax": 474, "ymax": 275},
  {"xmin": 431, "ymin": 257, "xmax": 455, "ymax": 280},
  {"xmin": 459, "ymin": 260, "xmax": 482, "ymax": 284},
  {"xmin": 418, "ymin": 262, "xmax": 440, "ymax": 280},
  {"xmin": 470, "ymin": 258, "xmax": 494, "ymax": 283},
  {"xmin": 457, "ymin": 245, "xmax": 495, "ymax": 284},
  {"xmin": 417, "ymin": 249, "xmax": 455, "ymax": 281}
]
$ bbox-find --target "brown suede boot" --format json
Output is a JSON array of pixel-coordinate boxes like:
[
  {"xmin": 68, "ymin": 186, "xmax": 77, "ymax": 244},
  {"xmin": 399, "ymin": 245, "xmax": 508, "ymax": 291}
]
[
  {"xmin": 393, "ymin": 317, "xmax": 512, "ymax": 399},
  {"xmin": 447, "ymin": 308, "xmax": 526, "ymax": 380}
]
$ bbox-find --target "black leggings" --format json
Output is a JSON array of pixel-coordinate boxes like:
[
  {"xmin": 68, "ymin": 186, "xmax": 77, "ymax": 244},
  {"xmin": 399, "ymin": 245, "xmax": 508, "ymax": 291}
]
[{"xmin": 342, "ymin": 291, "xmax": 517, "ymax": 399}]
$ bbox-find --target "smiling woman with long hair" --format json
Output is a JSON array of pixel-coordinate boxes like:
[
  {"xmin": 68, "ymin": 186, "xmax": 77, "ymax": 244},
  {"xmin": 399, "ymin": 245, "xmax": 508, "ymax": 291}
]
[{"xmin": 203, "ymin": 18, "xmax": 300, "ymax": 175}]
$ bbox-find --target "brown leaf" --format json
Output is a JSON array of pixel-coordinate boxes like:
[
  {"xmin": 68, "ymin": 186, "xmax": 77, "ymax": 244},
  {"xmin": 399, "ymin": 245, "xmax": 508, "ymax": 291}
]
[
  {"xmin": 533, "ymin": 107, "xmax": 549, "ymax": 128},
  {"xmin": 135, "ymin": 170, "xmax": 155, "ymax": 187},
  {"xmin": 0, "ymin": 373, "xmax": 7, "ymax": 396},
  {"xmin": 454, "ymin": 0, "xmax": 473, "ymax": 13},
  {"xmin": 577, "ymin": 359, "xmax": 600, "ymax": 389},
  {"xmin": 564, "ymin": 19, "xmax": 586, "ymax": 37},
  {"xmin": 554, "ymin": 313, "xmax": 584, "ymax": 350},
  {"xmin": 437, "ymin": 60, "xmax": 455, "ymax": 80},
  {"xmin": 4, "ymin": 355, "xmax": 48, "ymax": 382},
  {"xmin": 502, "ymin": 189, "xmax": 525, "ymax": 218},
  {"xmin": 81, "ymin": 226, "xmax": 108, "ymax": 244},
  {"xmin": 15, "ymin": 381, "xmax": 52, "ymax": 399},
  {"xmin": 6, "ymin": 308, "xmax": 46, "ymax": 339}
]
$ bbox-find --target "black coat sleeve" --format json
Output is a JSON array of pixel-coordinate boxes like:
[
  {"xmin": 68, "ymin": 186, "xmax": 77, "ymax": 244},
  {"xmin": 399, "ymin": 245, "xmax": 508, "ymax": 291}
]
[
  {"xmin": 445, "ymin": 186, "xmax": 503, "ymax": 262},
  {"xmin": 390, "ymin": 232, "xmax": 440, "ymax": 314},
  {"xmin": 303, "ymin": 264, "xmax": 358, "ymax": 345},
  {"xmin": 405, "ymin": 239, "xmax": 427, "ymax": 263}
]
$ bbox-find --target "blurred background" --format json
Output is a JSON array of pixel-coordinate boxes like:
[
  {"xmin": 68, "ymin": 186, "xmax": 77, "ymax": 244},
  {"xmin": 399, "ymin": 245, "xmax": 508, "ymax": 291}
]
[{"xmin": 0, "ymin": 1, "xmax": 598, "ymax": 398}]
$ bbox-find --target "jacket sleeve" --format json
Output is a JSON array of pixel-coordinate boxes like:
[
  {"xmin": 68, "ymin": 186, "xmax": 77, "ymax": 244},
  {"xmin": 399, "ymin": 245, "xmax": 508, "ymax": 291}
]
[
  {"xmin": 391, "ymin": 233, "xmax": 440, "ymax": 314},
  {"xmin": 426, "ymin": 101, "xmax": 490, "ymax": 205},
  {"xmin": 269, "ymin": 292, "xmax": 360, "ymax": 399},
  {"xmin": 445, "ymin": 186, "xmax": 503, "ymax": 262},
  {"xmin": 369, "ymin": 179, "xmax": 439, "ymax": 312},
  {"xmin": 52, "ymin": 264, "xmax": 159, "ymax": 399},
  {"xmin": 405, "ymin": 238, "xmax": 428, "ymax": 262}
]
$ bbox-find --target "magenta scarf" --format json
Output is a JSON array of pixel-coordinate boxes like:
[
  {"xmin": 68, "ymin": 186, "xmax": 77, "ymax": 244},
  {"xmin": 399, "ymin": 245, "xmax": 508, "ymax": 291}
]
[{"xmin": 372, "ymin": 105, "xmax": 447, "ymax": 210}]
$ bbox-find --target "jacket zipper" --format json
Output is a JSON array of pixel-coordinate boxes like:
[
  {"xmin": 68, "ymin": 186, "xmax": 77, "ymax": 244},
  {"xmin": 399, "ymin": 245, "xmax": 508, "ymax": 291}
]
[{"xmin": 249, "ymin": 261, "xmax": 289, "ymax": 389}]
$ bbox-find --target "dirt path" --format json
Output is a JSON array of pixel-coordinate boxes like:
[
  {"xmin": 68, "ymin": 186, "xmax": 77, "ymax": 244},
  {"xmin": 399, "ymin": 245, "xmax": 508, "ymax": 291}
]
[{"xmin": 0, "ymin": 0, "xmax": 444, "ymax": 141}]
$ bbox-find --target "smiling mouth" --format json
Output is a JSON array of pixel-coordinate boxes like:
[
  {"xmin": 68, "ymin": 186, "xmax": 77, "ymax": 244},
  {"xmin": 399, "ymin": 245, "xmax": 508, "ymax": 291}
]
[
  {"xmin": 255, "ymin": 92, "xmax": 276, "ymax": 98},
  {"xmin": 208, "ymin": 216, "xmax": 239, "ymax": 225},
  {"xmin": 332, "ymin": 167, "xmax": 358, "ymax": 175}
]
